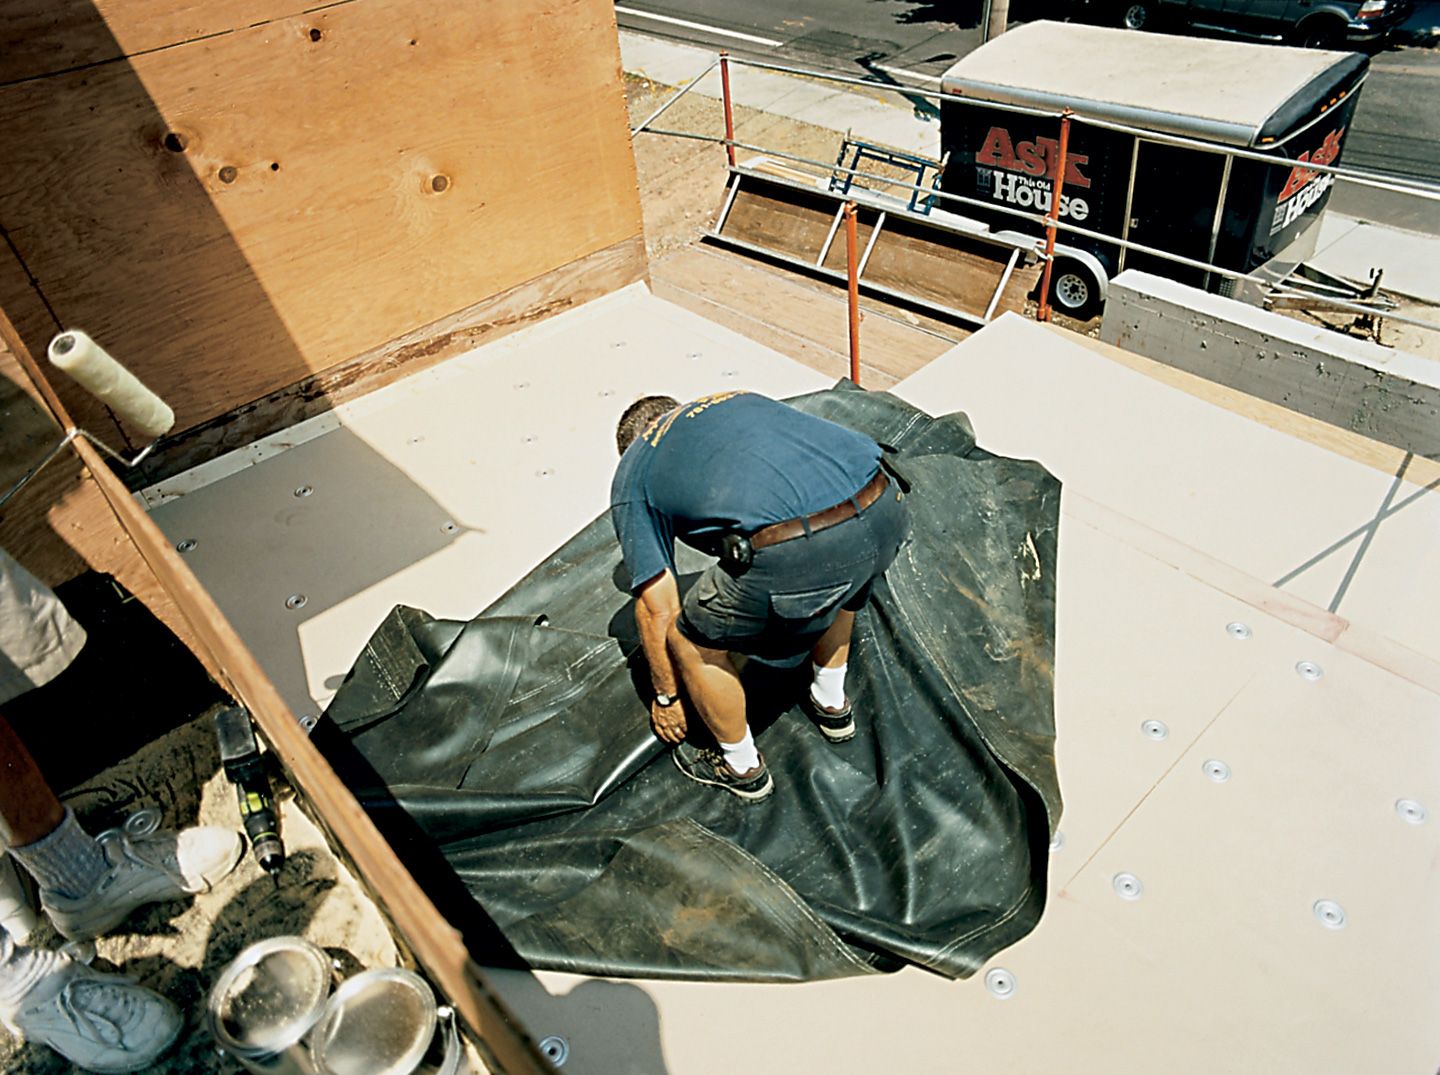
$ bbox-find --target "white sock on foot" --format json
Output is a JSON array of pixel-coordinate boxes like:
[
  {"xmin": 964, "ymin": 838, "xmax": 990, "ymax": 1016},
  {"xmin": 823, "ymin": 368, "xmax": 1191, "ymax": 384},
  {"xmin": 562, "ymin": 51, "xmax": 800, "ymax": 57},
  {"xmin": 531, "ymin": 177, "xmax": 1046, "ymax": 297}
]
[
  {"xmin": 810, "ymin": 662, "xmax": 848, "ymax": 710},
  {"xmin": 718, "ymin": 729, "xmax": 761, "ymax": 774}
]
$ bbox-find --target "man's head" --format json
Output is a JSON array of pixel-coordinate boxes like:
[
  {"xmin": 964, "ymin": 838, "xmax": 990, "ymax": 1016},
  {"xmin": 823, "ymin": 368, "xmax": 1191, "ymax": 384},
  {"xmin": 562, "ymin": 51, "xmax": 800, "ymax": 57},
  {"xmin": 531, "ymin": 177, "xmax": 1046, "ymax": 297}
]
[{"xmin": 616, "ymin": 395, "xmax": 680, "ymax": 455}]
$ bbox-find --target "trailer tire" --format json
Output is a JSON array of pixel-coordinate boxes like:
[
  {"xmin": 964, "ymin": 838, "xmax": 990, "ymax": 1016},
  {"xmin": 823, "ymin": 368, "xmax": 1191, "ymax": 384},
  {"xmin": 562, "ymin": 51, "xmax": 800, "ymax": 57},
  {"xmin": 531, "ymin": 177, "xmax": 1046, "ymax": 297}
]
[
  {"xmin": 1119, "ymin": 1, "xmax": 1155, "ymax": 31},
  {"xmin": 1050, "ymin": 260, "xmax": 1105, "ymax": 321}
]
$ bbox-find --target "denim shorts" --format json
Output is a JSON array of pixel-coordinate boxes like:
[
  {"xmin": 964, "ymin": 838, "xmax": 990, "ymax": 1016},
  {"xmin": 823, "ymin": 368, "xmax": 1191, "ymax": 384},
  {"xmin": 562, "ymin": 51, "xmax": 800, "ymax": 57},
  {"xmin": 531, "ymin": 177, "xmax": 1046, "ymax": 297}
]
[{"xmin": 678, "ymin": 482, "xmax": 910, "ymax": 666}]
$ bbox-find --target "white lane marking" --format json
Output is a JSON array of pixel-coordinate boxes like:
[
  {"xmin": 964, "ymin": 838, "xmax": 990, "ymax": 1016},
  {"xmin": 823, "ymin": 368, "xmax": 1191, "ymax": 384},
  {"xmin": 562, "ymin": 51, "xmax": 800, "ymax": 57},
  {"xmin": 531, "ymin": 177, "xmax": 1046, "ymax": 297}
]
[
  {"xmin": 874, "ymin": 63, "xmax": 944, "ymax": 86},
  {"xmin": 615, "ymin": 6, "xmax": 784, "ymax": 47}
]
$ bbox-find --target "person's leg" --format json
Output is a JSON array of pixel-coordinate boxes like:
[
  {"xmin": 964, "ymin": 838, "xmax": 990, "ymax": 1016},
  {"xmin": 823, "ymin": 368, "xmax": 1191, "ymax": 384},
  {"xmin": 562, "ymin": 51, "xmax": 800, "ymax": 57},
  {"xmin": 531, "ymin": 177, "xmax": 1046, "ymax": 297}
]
[
  {"xmin": 665, "ymin": 625, "xmax": 747, "ymax": 745},
  {"xmin": 0, "ymin": 713, "xmax": 65, "ymax": 849},
  {"xmin": 665, "ymin": 624, "xmax": 772, "ymax": 799},
  {"xmin": 809, "ymin": 609, "xmax": 854, "ymax": 713}
]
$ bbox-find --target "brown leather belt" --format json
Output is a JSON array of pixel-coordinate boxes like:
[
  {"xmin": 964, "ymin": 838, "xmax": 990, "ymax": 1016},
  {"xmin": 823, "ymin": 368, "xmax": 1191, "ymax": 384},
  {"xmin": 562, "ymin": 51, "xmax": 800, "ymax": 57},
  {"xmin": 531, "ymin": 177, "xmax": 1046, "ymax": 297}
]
[{"xmin": 750, "ymin": 470, "xmax": 889, "ymax": 550}]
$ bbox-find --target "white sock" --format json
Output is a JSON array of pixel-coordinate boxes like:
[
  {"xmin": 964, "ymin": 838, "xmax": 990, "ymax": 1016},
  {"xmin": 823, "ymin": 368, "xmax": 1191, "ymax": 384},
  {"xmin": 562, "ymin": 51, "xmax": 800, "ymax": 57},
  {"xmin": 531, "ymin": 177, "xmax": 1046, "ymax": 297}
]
[
  {"xmin": 810, "ymin": 662, "xmax": 848, "ymax": 710},
  {"xmin": 719, "ymin": 728, "xmax": 761, "ymax": 774}
]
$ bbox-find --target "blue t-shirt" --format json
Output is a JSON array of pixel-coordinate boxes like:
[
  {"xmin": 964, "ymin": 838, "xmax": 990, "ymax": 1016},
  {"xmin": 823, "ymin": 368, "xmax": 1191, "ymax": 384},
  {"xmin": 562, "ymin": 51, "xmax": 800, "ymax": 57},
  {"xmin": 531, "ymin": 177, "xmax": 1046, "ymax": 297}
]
[{"xmin": 610, "ymin": 392, "xmax": 882, "ymax": 590}]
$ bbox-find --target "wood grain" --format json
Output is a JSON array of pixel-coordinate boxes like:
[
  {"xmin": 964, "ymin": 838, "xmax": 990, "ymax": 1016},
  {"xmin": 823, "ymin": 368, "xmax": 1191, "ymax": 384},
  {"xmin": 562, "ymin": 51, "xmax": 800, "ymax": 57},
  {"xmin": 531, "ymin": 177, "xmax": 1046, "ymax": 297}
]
[
  {"xmin": 134, "ymin": 235, "xmax": 647, "ymax": 485},
  {"xmin": 0, "ymin": 0, "xmax": 643, "ymax": 442}
]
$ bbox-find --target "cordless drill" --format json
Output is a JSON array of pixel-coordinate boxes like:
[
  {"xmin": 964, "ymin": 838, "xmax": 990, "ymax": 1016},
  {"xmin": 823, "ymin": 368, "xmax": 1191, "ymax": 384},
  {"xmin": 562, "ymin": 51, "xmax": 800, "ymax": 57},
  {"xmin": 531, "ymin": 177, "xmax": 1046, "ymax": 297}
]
[{"xmin": 213, "ymin": 706, "xmax": 285, "ymax": 887}]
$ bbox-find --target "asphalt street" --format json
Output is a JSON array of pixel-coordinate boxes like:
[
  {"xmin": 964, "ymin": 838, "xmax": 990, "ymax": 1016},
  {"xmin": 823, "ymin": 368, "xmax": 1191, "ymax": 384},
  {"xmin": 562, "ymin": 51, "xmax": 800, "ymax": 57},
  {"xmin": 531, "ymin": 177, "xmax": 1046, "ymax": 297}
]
[{"xmin": 615, "ymin": 0, "xmax": 1440, "ymax": 233}]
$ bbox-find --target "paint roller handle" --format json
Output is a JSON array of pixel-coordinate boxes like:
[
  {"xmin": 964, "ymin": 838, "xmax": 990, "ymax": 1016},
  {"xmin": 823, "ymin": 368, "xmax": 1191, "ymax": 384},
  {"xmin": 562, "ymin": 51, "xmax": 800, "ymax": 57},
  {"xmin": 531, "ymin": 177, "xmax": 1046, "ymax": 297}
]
[{"xmin": 47, "ymin": 330, "xmax": 175, "ymax": 440}]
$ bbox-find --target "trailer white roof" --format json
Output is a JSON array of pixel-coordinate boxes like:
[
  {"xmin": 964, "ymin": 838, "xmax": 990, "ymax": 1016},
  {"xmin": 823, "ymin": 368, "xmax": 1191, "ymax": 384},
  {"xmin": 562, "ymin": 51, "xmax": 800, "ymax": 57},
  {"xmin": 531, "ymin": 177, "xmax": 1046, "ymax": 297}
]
[{"xmin": 940, "ymin": 21, "xmax": 1360, "ymax": 147}]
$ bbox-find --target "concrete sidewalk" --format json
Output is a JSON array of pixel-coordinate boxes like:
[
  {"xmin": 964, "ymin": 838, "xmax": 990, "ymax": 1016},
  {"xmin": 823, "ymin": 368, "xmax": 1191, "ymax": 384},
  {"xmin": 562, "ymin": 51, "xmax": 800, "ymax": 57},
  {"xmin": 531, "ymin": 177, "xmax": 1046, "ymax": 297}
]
[{"xmin": 621, "ymin": 31, "xmax": 1439, "ymax": 307}]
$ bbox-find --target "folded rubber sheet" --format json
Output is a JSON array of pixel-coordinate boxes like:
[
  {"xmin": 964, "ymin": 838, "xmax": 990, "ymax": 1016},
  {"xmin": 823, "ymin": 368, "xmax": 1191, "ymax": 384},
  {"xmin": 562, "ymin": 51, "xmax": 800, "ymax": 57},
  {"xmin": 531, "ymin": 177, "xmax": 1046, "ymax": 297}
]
[{"xmin": 321, "ymin": 383, "xmax": 1062, "ymax": 981}]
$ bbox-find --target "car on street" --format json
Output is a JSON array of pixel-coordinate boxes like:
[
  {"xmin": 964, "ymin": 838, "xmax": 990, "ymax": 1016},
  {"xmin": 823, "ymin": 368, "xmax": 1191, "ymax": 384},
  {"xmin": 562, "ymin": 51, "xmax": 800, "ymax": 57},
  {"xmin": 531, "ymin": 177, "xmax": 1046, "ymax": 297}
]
[{"xmin": 1078, "ymin": 0, "xmax": 1413, "ymax": 48}]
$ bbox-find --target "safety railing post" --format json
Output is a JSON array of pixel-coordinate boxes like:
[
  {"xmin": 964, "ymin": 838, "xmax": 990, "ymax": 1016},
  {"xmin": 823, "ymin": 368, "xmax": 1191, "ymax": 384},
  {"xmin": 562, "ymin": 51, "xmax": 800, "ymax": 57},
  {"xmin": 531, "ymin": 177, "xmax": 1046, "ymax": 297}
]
[
  {"xmin": 719, "ymin": 51, "xmax": 736, "ymax": 168},
  {"xmin": 844, "ymin": 201, "xmax": 861, "ymax": 385},
  {"xmin": 1036, "ymin": 109, "xmax": 1072, "ymax": 323}
]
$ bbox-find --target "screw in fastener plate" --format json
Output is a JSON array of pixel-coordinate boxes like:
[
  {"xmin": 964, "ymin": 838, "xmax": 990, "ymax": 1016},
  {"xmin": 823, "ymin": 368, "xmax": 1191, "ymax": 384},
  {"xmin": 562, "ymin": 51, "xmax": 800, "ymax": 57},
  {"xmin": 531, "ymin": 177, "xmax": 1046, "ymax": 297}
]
[
  {"xmin": 1048, "ymin": 830, "xmax": 1065, "ymax": 854},
  {"xmin": 1113, "ymin": 872, "xmax": 1143, "ymax": 901},
  {"xmin": 984, "ymin": 967, "xmax": 1017, "ymax": 1000},
  {"xmin": 1395, "ymin": 799, "xmax": 1428, "ymax": 825},
  {"xmin": 538, "ymin": 1036, "xmax": 569, "ymax": 1066},
  {"xmin": 1296, "ymin": 661, "xmax": 1323, "ymax": 682},
  {"xmin": 285, "ymin": 594, "xmax": 308, "ymax": 610},
  {"xmin": 1313, "ymin": 899, "xmax": 1347, "ymax": 930},
  {"xmin": 294, "ymin": 485, "xmax": 313, "ymax": 498},
  {"xmin": 1203, "ymin": 759, "xmax": 1231, "ymax": 784},
  {"xmin": 1141, "ymin": 719, "xmax": 1169, "ymax": 741},
  {"xmin": 1225, "ymin": 621, "xmax": 1252, "ymax": 640},
  {"xmin": 176, "ymin": 539, "xmax": 198, "ymax": 553}
]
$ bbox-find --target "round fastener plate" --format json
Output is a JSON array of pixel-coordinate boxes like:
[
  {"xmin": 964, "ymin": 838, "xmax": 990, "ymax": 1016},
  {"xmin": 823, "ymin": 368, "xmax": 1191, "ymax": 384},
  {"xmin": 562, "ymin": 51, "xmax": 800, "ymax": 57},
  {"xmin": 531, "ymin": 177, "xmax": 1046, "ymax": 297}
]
[
  {"xmin": 440, "ymin": 521, "xmax": 458, "ymax": 534},
  {"xmin": 124, "ymin": 808, "xmax": 163, "ymax": 837},
  {"xmin": 1203, "ymin": 759, "xmax": 1232, "ymax": 783},
  {"xmin": 293, "ymin": 485, "xmax": 313, "ymax": 498},
  {"xmin": 1048, "ymin": 830, "xmax": 1065, "ymax": 854},
  {"xmin": 984, "ymin": 967, "xmax": 1016, "ymax": 1000},
  {"xmin": 1296, "ymin": 660, "xmax": 1323, "ymax": 682},
  {"xmin": 1226, "ymin": 621, "xmax": 1252, "ymax": 640},
  {"xmin": 514, "ymin": 381, "xmax": 530, "ymax": 390},
  {"xmin": 538, "ymin": 1035, "xmax": 569, "ymax": 1066},
  {"xmin": 298, "ymin": 714, "xmax": 318, "ymax": 731},
  {"xmin": 1395, "ymin": 799, "xmax": 1428, "ymax": 825},
  {"xmin": 1141, "ymin": 719, "xmax": 1169, "ymax": 741},
  {"xmin": 1313, "ymin": 899, "xmax": 1347, "ymax": 930},
  {"xmin": 721, "ymin": 369, "xmax": 738, "ymax": 377},
  {"xmin": 536, "ymin": 468, "xmax": 554, "ymax": 479},
  {"xmin": 285, "ymin": 593, "xmax": 308, "ymax": 610},
  {"xmin": 1113, "ymin": 872, "xmax": 1143, "ymax": 901},
  {"xmin": 407, "ymin": 434, "xmax": 425, "ymax": 445},
  {"xmin": 598, "ymin": 388, "xmax": 615, "ymax": 397},
  {"xmin": 176, "ymin": 539, "xmax": 198, "ymax": 553}
]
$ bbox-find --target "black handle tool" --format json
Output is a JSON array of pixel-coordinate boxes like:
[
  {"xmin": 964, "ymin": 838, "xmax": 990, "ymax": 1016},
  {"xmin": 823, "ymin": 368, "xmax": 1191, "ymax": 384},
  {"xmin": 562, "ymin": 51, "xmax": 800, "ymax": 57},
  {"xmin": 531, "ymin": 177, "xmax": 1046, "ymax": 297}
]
[{"xmin": 213, "ymin": 706, "xmax": 285, "ymax": 887}]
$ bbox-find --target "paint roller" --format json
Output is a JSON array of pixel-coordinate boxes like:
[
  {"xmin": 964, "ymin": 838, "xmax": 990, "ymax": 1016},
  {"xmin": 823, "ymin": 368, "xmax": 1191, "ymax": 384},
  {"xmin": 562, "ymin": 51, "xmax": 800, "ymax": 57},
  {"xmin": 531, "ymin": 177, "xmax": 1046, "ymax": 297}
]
[
  {"xmin": 0, "ymin": 331, "xmax": 176, "ymax": 509},
  {"xmin": 47, "ymin": 330, "xmax": 175, "ymax": 439}
]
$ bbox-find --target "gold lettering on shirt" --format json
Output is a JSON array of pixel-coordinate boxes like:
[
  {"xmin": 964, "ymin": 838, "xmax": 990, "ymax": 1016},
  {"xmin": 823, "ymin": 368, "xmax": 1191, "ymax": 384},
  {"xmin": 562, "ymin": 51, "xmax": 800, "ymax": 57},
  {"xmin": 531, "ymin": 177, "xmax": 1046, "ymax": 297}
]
[{"xmin": 644, "ymin": 391, "xmax": 747, "ymax": 447}]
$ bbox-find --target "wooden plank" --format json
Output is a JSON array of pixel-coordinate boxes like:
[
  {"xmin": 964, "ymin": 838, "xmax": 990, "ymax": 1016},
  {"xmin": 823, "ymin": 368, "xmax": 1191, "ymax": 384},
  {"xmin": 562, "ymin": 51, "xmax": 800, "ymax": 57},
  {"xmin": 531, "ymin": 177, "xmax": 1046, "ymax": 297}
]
[
  {"xmin": 0, "ymin": 0, "xmax": 643, "ymax": 440},
  {"xmin": 857, "ymin": 218, "xmax": 1012, "ymax": 318},
  {"xmin": 134, "ymin": 235, "xmax": 648, "ymax": 485},
  {"xmin": 651, "ymin": 244, "xmax": 957, "ymax": 387},
  {"xmin": 0, "ymin": 1, "xmax": 310, "ymax": 84},
  {"xmin": 721, "ymin": 186, "xmax": 837, "ymax": 262}
]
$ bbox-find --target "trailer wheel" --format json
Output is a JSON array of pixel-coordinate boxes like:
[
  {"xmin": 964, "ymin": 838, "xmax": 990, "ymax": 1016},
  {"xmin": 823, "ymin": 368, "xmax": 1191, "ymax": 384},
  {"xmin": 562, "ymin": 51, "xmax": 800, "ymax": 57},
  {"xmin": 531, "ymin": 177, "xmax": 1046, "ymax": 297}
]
[
  {"xmin": 1050, "ymin": 260, "xmax": 1104, "ymax": 321},
  {"xmin": 1120, "ymin": 1, "xmax": 1154, "ymax": 30}
]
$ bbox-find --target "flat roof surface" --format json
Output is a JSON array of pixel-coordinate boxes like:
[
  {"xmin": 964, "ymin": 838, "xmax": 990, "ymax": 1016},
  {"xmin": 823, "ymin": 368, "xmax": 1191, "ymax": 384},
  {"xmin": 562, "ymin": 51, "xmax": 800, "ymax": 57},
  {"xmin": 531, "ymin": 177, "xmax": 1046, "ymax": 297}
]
[
  {"xmin": 940, "ymin": 21, "xmax": 1355, "ymax": 145},
  {"xmin": 147, "ymin": 291, "xmax": 1440, "ymax": 1073}
]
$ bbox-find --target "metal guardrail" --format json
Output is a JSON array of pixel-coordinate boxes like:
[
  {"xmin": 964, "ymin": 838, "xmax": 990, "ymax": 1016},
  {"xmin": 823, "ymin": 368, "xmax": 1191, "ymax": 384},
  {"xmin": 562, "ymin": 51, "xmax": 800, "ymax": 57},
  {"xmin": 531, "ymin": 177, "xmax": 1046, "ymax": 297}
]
[{"xmin": 630, "ymin": 51, "xmax": 1440, "ymax": 334}]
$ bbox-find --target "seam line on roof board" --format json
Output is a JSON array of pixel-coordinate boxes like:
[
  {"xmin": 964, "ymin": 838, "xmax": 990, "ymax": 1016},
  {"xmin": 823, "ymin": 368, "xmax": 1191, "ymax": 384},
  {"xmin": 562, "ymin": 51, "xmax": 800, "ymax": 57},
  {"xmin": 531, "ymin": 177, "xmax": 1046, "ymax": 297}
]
[{"xmin": 1060, "ymin": 673, "xmax": 1255, "ymax": 892}]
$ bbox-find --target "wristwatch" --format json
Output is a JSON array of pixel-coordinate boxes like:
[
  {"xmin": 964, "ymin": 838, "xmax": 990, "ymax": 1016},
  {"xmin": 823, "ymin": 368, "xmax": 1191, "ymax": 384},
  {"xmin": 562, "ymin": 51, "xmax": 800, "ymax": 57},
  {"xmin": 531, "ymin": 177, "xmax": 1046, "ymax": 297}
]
[{"xmin": 654, "ymin": 691, "xmax": 679, "ymax": 708}]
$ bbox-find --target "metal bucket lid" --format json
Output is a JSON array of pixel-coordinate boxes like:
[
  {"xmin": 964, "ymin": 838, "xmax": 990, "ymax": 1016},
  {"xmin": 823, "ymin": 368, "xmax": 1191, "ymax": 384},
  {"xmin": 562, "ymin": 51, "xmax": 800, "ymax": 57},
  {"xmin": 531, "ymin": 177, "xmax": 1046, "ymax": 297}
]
[
  {"xmin": 207, "ymin": 936, "xmax": 333, "ymax": 1057},
  {"xmin": 308, "ymin": 968, "xmax": 438, "ymax": 1075}
]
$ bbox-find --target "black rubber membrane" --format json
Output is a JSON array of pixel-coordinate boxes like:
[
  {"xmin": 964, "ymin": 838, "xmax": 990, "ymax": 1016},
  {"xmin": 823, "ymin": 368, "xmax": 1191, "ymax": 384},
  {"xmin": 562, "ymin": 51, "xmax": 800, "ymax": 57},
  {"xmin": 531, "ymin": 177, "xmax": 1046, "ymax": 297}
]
[{"xmin": 321, "ymin": 383, "xmax": 1062, "ymax": 981}]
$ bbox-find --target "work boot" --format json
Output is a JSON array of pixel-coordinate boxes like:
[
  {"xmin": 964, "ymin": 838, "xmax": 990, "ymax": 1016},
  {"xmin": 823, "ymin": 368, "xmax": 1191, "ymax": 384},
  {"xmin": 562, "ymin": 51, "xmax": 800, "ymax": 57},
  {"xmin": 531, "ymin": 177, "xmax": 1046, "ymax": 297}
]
[
  {"xmin": 40, "ymin": 825, "xmax": 242, "ymax": 942},
  {"xmin": 805, "ymin": 691, "xmax": 856, "ymax": 743},
  {"xmin": 0, "ymin": 946, "xmax": 181, "ymax": 1073},
  {"xmin": 672, "ymin": 742, "xmax": 774, "ymax": 802}
]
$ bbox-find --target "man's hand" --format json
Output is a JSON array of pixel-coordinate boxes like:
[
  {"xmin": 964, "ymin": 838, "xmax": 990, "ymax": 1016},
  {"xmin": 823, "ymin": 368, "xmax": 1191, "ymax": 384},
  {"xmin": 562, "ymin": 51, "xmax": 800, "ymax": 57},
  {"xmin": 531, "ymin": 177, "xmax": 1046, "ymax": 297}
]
[{"xmin": 650, "ymin": 697, "xmax": 688, "ymax": 744}]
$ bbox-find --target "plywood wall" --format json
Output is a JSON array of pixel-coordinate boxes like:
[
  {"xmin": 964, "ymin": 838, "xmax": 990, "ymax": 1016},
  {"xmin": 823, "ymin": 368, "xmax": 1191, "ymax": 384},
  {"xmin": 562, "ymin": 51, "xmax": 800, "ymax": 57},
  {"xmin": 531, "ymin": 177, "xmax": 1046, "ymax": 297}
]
[{"xmin": 0, "ymin": 0, "xmax": 645, "ymax": 454}]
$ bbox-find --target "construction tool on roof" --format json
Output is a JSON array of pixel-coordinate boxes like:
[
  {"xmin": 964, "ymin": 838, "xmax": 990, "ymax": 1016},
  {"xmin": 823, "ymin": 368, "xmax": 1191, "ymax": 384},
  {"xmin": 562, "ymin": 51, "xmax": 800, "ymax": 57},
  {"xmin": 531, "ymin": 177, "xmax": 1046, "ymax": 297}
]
[
  {"xmin": 214, "ymin": 705, "xmax": 286, "ymax": 888},
  {"xmin": 0, "ymin": 329, "xmax": 175, "ymax": 510}
]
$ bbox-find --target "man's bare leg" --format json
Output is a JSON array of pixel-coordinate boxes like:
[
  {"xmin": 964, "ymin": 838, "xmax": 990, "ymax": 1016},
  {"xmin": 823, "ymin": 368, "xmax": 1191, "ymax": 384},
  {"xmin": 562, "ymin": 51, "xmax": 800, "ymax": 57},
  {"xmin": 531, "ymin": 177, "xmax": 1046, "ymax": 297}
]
[
  {"xmin": 0, "ymin": 714, "xmax": 64, "ymax": 848},
  {"xmin": 810, "ymin": 609, "xmax": 855, "ymax": 671},
  {"xmin": 665, "ymin": 624, "xmax": 748, "ymax": 745},
  {"xmin": 807, "ymin": 610, "xmax": 857, "ymax": 739}
]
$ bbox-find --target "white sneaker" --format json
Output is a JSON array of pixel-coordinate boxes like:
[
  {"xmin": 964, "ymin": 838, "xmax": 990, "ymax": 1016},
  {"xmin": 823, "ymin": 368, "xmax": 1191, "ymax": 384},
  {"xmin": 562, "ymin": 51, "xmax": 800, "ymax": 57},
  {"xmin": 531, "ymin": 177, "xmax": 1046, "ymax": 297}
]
[
  {"xmin": 2, "ymin": 954, "xmax": 181, "ymax": 1073},
  {"xmin": 0, "ymin": 855, "xmax": 39, "ymax": 945},
  {"xmin": 41, "ymin": 825, "xmax": 243, "ymax": 941}
]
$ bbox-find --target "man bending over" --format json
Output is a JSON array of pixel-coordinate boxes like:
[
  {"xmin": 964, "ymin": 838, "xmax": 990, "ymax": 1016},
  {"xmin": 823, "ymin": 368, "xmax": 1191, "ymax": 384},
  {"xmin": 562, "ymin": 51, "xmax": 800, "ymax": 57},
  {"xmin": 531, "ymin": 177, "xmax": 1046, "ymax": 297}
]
[{"xmin": 611, "ymin": 391, "xmax": 909, "ymax": 802}]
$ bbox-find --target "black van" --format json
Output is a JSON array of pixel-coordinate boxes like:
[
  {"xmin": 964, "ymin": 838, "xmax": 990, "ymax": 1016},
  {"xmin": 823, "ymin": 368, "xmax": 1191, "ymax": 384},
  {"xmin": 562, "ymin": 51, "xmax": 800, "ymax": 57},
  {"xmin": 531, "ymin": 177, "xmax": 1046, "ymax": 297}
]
[
  {"xmin": 938, "ymin": 22, "xmax": 1368, "ymax": 318},
  {"xmin": 1108, "ymin": 0, "xmax": 1412, "ymax": 49}
]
